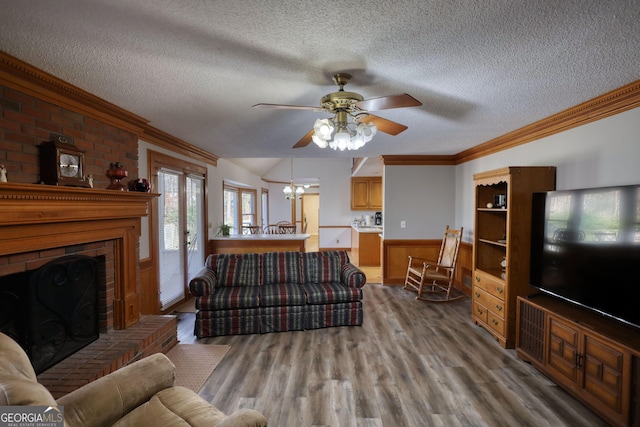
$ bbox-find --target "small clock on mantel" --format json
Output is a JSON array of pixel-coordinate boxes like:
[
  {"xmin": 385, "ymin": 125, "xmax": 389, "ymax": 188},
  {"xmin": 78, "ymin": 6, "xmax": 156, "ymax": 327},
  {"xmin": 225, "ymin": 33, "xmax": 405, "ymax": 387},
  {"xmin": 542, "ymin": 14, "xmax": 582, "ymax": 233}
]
[{"xmin": 39, "ymin": 136, "xmax": 91, "ymax": 187}]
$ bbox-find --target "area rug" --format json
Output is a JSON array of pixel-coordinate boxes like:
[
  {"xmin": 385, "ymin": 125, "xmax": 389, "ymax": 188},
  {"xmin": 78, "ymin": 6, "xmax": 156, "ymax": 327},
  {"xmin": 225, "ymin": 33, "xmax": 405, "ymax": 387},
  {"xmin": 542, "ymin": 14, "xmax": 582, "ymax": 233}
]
[
  {"xmin": 166, "ymin": 344, "xmax": 230, "ymax": 392},
  {"xmin": 174, "ymin": 299, "xmax": 197, "ymax": 313}
]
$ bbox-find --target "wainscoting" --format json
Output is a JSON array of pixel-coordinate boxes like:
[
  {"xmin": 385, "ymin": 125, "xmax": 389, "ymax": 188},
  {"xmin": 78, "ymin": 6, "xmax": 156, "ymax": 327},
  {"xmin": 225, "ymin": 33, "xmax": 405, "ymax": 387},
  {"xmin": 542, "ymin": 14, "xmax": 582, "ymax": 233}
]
[{"xmin": 381, "ymin": 239, "xmax": 473, "ymax": 296}]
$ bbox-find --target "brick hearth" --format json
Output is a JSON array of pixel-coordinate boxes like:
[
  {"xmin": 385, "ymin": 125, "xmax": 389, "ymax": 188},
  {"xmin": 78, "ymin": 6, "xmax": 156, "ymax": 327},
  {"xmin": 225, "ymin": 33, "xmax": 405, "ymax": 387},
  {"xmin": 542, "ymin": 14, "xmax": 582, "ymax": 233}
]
[{"xmin": 37, "ymin": 315, "xmax": 178, "ymax": 399}]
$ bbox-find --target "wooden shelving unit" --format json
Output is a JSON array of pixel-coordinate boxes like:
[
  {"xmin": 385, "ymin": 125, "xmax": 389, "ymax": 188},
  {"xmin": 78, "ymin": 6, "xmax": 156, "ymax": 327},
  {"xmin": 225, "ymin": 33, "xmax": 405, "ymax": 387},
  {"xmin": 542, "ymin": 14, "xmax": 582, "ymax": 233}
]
[{"xmin": 471, "ymin": 166, "xmax": 556, "ymax": 348}]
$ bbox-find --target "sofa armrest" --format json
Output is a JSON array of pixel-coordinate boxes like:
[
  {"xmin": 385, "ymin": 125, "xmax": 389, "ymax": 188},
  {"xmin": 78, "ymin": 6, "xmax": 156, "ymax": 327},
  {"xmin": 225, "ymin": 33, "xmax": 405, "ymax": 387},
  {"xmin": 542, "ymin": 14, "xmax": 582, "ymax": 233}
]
[
  {"xmin": 57, "ymin": 353, "xmax": 175, "ymax": 427},
  {"xmin": 189, "ymin": 266, "xmax": 217, "ymax": 296},
  {"xmin": 341, "ymin": 263, "xmax": 367, "ymax": 288}
]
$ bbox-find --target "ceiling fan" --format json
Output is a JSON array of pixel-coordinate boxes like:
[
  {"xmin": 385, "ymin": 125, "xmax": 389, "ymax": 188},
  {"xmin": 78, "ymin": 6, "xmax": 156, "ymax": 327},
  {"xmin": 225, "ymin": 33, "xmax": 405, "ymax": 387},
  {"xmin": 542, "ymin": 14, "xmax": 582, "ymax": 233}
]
[{"xmin": 252, "ymin": 73, "xmax": 422, "ymax": 150}]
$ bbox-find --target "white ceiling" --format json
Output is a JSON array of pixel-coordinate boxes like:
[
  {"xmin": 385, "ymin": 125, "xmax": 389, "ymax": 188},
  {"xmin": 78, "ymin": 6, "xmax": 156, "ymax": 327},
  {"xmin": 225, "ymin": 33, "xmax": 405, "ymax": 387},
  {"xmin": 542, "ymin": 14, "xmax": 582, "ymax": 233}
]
[{"xmin": 1, "ymin": 1, "xmax": 639, "ymax": 177}]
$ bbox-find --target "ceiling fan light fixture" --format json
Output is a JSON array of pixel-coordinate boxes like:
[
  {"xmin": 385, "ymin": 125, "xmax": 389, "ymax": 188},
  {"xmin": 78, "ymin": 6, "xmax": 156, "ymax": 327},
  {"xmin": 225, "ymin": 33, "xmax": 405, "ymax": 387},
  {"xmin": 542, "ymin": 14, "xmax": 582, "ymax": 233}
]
[
  {"xmin": 333, "ymin": 127, "xmax": 351, "ymax": 151},
  {"xmin": 313, "ymin": 118, "xmax": 334, "ymax": 139},
  {"xmin": 357, "ymin": 121, "xmax": 377, "ymax": 142},
  {"xmin": 312, "ymin": 133, "xmax": 328, "ymax": 148}
]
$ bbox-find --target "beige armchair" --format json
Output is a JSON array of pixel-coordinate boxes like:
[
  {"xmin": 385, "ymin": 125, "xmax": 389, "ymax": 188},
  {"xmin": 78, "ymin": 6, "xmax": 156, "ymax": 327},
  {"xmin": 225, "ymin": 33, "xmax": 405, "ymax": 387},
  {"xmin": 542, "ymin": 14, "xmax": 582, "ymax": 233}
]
[{"xmin": 0, "ymin": 332, "xmax": 268, "ymax": 427}]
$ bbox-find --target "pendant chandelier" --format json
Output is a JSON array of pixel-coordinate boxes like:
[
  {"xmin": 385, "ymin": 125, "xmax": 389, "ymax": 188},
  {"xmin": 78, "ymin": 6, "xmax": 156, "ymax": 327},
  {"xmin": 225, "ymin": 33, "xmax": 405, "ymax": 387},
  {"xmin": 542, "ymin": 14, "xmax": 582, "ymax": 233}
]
[{"xmin": 283, "ymin": 158, "xmax": 304, "ymax": 200}]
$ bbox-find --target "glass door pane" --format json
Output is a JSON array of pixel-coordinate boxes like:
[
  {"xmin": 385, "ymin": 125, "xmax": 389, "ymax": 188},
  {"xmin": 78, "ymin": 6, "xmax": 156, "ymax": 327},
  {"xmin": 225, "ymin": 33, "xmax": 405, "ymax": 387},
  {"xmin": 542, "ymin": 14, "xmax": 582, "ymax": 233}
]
[
  {"xmin": 158, "ymin": 170, "xmax": 184, "ymax": 309},
  {"xmin": 186, "ymin": 175, "xmax": 205, "ymax": 281}
]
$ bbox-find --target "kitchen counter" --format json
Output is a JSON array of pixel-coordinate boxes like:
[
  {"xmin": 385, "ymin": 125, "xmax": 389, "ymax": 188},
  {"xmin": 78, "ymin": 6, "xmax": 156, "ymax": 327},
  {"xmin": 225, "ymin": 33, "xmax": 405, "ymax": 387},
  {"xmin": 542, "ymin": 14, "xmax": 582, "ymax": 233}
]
[
  {"xmin": 351, "ymin": 226, "xmax": 382, "ymax": 266},
  {"xmin": 351, "ymin": 224, "xmax": 383, "ymax": 234},
  {"xmin": 209, "ymin": 233, "xmax": 310, "ymax": 254}
]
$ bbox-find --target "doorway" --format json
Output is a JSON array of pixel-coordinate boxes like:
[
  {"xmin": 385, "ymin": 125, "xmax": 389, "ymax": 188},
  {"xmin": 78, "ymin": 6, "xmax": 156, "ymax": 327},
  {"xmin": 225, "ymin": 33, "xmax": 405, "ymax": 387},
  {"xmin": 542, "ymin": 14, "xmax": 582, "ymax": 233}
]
[
  {"xmin": 302, "ymin": 193, "xmax": 319, "ymax": 235},
  {"xmin": 302, "ymin": 193, "xmax": 319, "ymax": 252},
  {"xmin": 149, "ymin": 150, "xmax": 207, "ymax": 312}
]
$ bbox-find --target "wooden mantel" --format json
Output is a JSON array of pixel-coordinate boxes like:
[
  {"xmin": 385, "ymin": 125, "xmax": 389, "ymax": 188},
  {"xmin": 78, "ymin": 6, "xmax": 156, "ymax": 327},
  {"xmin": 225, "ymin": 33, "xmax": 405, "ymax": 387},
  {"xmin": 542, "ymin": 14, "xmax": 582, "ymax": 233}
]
[{"xmin": 0, "ymin": 183, "xmax": 157, "ymax": 329}]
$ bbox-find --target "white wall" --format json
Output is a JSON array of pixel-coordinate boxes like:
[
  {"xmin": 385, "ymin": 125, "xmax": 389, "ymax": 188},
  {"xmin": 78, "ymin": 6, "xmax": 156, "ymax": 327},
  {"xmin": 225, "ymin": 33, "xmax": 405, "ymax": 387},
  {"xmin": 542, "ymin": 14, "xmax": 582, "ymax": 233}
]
[
  {"xmin": 454, "ymin": 106, "xmax": 640, "ymax": 243},
  {"xmin": 383, "ymin": 165, "xmax": 456, "ymax": 239}
]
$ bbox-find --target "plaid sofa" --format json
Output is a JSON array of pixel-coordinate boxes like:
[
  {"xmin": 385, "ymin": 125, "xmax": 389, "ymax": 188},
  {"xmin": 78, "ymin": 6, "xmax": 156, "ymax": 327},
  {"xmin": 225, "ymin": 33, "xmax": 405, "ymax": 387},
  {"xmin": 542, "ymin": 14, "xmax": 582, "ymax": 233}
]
[{"xmin": 188, "ymin": 250, "xmax": 366, "ymax": 337}]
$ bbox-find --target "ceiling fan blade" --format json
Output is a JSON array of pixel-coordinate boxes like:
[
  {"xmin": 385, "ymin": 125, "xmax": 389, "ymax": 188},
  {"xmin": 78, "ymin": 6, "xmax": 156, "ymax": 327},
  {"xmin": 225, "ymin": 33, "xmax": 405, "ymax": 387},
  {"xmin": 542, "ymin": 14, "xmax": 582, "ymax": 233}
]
[
  {"xmin": 252, "ymin": 103, "xmax": 325, "ymax": 112},
  {"xmin": 358, "ymin": 115, "xmax": 408, "ymax": 136},
  {"xmin": 293, "ymin": 129, "xmax": 314, "ymax": 148},
  {"xmin": 355, "ymin": 93, "xmax": 422, "ymax": 111}
]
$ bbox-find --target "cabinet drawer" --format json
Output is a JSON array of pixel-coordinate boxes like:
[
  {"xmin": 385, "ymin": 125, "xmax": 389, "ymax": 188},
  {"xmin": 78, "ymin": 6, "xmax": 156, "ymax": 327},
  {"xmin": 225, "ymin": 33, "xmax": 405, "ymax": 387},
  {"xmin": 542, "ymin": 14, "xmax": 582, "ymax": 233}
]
[
  {"xmin": 473, "ymin": 302, "xmax": 488, "ymax": 323},
  {"xmin": 473, "ymin": 287, "xmax": 505, "ymax": 318},
  {"xmin": 487, "ymin": 312, "xmax": 505, "ymax": 335},
  {"xmin": 474, "ymin": 271, "xmax": 505, "ymax": 300}
]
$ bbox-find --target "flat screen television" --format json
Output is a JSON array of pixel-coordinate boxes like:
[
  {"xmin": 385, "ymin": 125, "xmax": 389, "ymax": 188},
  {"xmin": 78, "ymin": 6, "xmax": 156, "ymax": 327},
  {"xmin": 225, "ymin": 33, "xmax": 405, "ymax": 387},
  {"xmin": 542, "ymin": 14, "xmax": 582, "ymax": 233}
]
[{"xmin": 529, "ymin": 183, "xmax": 640, "ymax": 329}]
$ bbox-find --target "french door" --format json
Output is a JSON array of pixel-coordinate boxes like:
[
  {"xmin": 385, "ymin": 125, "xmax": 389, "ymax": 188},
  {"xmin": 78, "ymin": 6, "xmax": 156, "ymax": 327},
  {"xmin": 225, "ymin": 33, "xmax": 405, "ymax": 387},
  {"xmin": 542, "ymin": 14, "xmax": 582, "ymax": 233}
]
[{"xmin": 152, "ymin": 154, "xmax": 207, "ymax": 311}]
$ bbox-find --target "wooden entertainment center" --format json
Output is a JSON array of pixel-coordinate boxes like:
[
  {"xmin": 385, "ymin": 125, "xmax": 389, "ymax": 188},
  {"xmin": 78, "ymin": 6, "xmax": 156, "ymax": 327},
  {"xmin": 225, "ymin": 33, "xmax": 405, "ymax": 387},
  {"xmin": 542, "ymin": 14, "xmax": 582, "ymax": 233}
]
[{"xmin": 517, "ymin": 295, "xmax": 640, "ymax": 427}]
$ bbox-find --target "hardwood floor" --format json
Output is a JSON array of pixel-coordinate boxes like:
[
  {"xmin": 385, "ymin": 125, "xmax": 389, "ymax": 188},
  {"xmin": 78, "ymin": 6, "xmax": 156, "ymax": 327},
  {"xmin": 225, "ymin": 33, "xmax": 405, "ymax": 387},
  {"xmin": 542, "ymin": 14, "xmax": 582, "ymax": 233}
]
[{"xmin": 177, "ymin": 285, "xmax": 607, "ymax": 426}]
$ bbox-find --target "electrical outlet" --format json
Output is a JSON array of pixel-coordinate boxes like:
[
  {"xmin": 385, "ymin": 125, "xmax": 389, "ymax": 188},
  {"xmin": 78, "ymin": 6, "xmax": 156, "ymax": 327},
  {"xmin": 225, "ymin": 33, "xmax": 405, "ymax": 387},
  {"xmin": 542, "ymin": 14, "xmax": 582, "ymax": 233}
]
[
  {"xmin": 400, "ymin": 220, "xmax": 406, "ymax": 228},
  {"xmin": 336, "ymin": 239, "xmax": 340, "ymax": 244}
]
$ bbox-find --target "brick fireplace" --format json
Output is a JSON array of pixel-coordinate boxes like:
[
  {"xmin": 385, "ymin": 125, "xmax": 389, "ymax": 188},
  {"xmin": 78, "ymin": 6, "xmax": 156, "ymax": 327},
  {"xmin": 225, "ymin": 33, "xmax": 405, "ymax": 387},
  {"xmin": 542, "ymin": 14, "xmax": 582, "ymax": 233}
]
[{"xmin": 0, "ymin": 183, "xmax": 177, "ymax": 397}]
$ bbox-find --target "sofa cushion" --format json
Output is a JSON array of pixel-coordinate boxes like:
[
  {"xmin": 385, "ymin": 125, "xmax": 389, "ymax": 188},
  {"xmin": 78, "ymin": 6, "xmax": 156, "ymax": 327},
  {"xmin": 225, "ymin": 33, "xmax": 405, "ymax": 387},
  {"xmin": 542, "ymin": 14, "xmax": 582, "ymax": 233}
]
[
  {"xmin": 262, "ymin": 251, "xmax": 301, "ymax": 285},
  {"xmin": 301, "ymin": 252, "xmax": 342, "ymax": 284},
  {"xmin": 301, "ymin": 282, "xmax": 363, "ymax": 304},
  {"xmin": 260, "ymin": 283, "xmax": 307, "ymax": 306},
  {"xmin": 216, "ymin": 253, "xmax": 260, "ymax": 287},
  {"xmin": 318, "ymin": 250, "xmax": 350, "ymax": 264},
  {"xmin": 196, "ymin": 287, "xmax": 260, "ymax": 310}
]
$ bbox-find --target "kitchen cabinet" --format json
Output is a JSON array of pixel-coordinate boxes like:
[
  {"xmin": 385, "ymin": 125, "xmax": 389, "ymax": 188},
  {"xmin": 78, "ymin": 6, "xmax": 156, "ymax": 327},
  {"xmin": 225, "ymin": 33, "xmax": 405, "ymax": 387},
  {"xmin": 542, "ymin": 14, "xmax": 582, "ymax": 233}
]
[
  {"xmin": 351, "ymin": 226, "xmax": 381, "ymax": 266},
  {"xmin": 517, "ymin": 295, "xmax": 640, "ymax": 427},
  {"xmin": 471, "ymin": 166, "xmax": 556, "ymax": 348},
  {"xmin": 351, "ymin": 177, "xmax": 382, "ymax": 210}
]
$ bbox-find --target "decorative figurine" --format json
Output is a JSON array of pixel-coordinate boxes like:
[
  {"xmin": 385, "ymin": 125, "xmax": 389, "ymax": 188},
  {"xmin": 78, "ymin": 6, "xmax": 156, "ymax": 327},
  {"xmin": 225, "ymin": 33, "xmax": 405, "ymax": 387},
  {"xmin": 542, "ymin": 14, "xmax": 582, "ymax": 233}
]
[{"xmin": 0, "ymin": 164, "xmax": 7, "ymax": 182}]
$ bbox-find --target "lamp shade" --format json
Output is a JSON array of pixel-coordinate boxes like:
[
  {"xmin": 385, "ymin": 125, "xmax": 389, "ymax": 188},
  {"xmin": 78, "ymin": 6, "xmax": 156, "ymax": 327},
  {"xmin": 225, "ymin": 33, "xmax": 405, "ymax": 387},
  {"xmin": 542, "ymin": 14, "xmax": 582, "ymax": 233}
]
[{"xmin": 313, "ymin": 118, "xmax": 334, "ymax": 139}]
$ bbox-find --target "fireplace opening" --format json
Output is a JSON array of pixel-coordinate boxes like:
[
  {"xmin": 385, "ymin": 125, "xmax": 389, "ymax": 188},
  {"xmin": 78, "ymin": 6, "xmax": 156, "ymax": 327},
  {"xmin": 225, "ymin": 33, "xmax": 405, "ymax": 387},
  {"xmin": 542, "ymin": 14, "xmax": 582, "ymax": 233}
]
[{"xmin": 0, "ymin": 255, "xmax": 102, "ymax": 373}]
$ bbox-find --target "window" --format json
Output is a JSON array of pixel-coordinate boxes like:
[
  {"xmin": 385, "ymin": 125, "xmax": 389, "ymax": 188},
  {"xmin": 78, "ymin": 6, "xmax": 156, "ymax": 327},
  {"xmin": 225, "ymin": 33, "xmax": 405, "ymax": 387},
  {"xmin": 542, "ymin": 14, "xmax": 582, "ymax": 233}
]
[{"xmin": 223, "ymin": 183, "xmax": 257, "ymax": 234}]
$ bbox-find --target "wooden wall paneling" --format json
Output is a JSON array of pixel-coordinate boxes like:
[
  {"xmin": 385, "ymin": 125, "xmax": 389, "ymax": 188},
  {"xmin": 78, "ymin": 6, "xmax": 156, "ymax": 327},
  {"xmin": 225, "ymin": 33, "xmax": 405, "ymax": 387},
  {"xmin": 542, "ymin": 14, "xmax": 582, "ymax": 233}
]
[
  {"xmin": 381, "ymin": 239, "xmax": 473, "ymax": 295},
  {"xmin": 139, "ymin": 258, "xmax": 158, "ymax": 315}
]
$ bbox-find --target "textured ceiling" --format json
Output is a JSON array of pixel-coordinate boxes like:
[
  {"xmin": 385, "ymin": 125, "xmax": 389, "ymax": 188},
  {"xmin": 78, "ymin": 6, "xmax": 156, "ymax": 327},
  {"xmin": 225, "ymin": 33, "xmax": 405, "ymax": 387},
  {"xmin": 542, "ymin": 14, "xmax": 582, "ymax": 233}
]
[{"xmin": 1, "ymin": 0, "xmax": 639, "ymax": 176}]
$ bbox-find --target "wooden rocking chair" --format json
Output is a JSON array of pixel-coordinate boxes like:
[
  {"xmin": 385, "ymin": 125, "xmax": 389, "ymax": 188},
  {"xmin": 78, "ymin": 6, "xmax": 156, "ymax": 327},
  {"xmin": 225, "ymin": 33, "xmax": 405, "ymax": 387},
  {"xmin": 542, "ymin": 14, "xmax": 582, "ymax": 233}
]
[{"xmin": 404, "ymin": 225, "xmax": 464, "ymax": 302}]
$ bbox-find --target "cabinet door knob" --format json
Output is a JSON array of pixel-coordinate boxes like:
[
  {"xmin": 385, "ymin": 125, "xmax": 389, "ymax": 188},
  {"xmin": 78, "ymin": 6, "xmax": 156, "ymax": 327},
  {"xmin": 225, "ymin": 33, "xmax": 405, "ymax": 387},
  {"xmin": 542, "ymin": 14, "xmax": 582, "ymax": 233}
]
[
  {"xmin": 495, "ymin": 305, "xmax": 503, "ymax": 311},
  {"xmin": 474, "ymin": 292, "xmax": 481, "ymax": 298},
  {"xmin": 496, "ymin": 287, "xmax": 503, "ymax": 294},
  {"xmin": 475, "ymin": 276, "xmax": 480, "ymax": 282},
  {"xmin": 492, "ymin": 319, "xmax": 499, "ymax": 326}
]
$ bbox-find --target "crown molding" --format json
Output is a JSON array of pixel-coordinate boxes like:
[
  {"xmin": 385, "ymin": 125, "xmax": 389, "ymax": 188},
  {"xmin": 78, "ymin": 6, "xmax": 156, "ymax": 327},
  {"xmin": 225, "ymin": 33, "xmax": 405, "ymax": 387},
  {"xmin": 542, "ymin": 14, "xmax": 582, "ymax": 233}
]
[
  {"xmin": 0, "ymin": 51, "xmax": 147, "ymax": 134},
  {"xmin": 2, "ymin": 51, "xmax": 638, "ymax": 168},
  {"xmin": 379, "ymin": 80, "xmax": 640, "ymax": 167},
  {"xmin": 381, "ymin": 155, "xmax": 457, "ymax": 166},
  {"xmin": 0, "ymin": 51, "xmax": 218, "ymax": 165},
  {"xmin": 454, "ymin": 79, "xmax": 640, "ymax": 163}
]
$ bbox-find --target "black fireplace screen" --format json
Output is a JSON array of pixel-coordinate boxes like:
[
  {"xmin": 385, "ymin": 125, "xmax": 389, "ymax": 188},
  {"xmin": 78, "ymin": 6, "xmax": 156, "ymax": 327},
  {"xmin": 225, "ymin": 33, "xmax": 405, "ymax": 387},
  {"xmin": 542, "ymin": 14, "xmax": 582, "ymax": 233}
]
[{"xmin": 0, "ymin": 255, "xmax": 99, "ymax": 373}]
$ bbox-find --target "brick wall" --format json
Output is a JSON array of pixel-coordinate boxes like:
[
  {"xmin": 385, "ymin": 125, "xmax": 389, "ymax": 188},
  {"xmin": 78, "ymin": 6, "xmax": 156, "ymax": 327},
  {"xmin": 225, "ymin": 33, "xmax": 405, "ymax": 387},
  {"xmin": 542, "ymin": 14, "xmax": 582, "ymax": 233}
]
[{"xmin": 0, "ymin": 84, "xmax": 138, "ymax": 188}]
